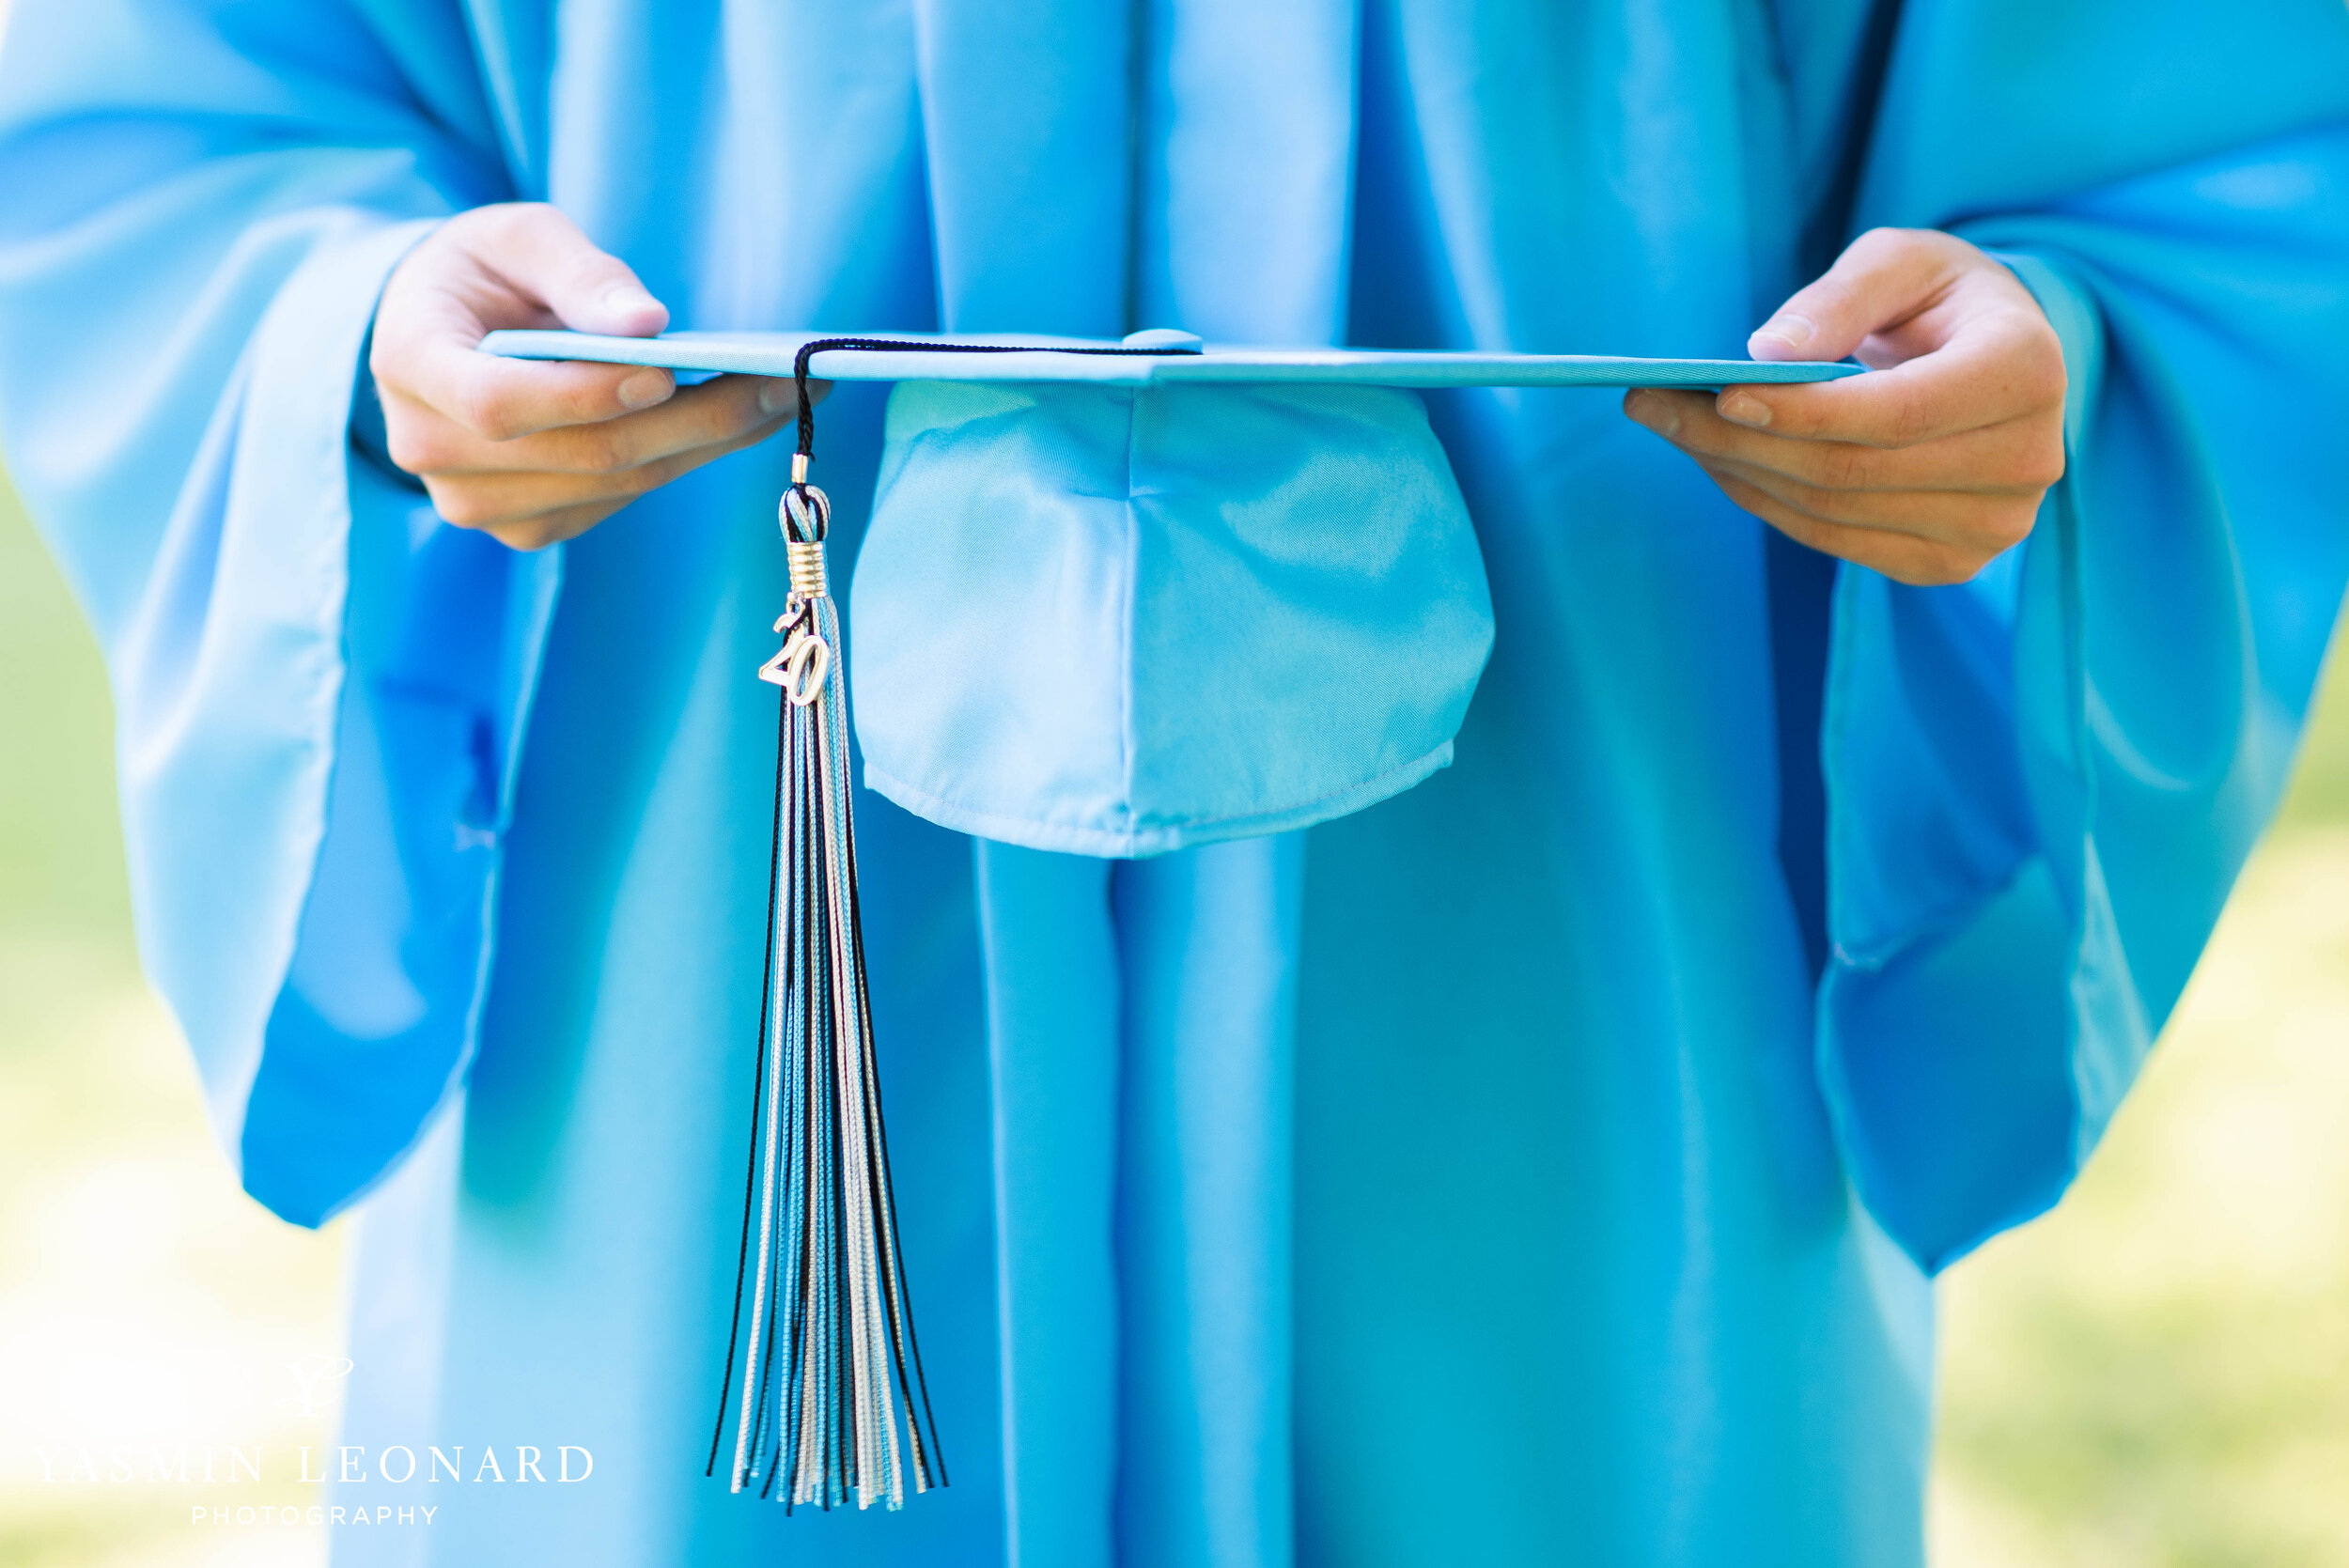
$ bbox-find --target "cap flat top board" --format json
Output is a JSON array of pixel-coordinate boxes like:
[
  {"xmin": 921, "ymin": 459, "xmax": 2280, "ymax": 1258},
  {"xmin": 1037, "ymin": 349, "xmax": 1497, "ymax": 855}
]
[{"xmin": 481, "ymin": 329, "xmax": 1863, "ymax": 390}]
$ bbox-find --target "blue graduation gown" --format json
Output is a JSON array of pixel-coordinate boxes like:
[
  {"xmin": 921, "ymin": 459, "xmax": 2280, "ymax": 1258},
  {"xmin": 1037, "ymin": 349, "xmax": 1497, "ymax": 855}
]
[{"xmin": 4, "ymin": 3, "xmax": 2348, "ymax": 1564}]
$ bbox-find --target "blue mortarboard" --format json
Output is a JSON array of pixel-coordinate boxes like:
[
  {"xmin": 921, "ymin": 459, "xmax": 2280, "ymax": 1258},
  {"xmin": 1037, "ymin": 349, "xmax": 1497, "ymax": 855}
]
[
  {"xmin": 482, "ymin": 326, "xmax": 1859, "ymax": 1510},
  {"xmin": 488, "ymin": 327, "xmax": 1858, "ymax": 855}
]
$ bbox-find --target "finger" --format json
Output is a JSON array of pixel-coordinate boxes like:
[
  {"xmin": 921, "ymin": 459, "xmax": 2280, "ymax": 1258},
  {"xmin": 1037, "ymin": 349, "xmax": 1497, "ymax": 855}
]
[
  {"xmin": 423, "ymin": 467, "xmax": 645, "ymax": 532},
  {"xmin": 389, "ymin": 374, "xmax": 796, "ymax": 476},
  {"xmin": 1694, "ymin": 456, "xmax": 2039, "ymax": 554},
  {"xmin": 468, "ymin": 202, "xmax": 669, "ymax": 338},
  {"xmin": 1624, "ymin": 389, "xmax": 2065, "ymax": 493},
  {"xmin": 1714, "ymin": 307, "xmax": 2061, "ymax": 447},
  {"xmin": 374, "ymin": 280, "xmax": 679, "ymax": 441},
  {"xmin": 477, "ymin": 500, "xmax": 632, "ymax": 554},
  {"xmin": 1748, "ymin": 227, "xmax": 1968, "ymax": 364},
  {"xmin": 381, "ymin": 355, "xmax": 677, "ymax": 444},
  {"xmin": 422, "ymin": 411, "xmax": 786, "ymax": 531},
  {"xmin": 1703, "ymin": 468, "xmax": 1994, "ymax": 587}
]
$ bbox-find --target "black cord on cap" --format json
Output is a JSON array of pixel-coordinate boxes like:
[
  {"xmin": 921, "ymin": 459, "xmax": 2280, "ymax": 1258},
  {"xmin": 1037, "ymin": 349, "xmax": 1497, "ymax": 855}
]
[{"xmin": 787, "ymin": 335, "xmax": 1205, "ymax": 483}]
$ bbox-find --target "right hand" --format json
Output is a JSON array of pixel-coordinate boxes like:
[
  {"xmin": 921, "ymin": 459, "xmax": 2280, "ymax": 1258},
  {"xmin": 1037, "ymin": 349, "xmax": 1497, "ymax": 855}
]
[{"xmin": 369, "ymin": 202, "xmax": 822, "ymax": 551}]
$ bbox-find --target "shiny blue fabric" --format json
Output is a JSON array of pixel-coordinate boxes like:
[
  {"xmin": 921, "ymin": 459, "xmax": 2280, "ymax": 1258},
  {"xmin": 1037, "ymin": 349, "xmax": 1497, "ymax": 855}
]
[
  {"xmin": 4, "ymin": 3, "xmax": 2349, "ymax": 1566},
  {"xmin": 854, "ymin": 380, "xmax": 1493, "ymax": 854}
]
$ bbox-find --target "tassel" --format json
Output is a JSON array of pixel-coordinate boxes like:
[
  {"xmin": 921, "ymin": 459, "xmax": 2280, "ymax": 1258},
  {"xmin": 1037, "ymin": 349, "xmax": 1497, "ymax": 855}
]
[
  {"xmin": 708, "ymin": 334, "xmax": 1200, "ymax": 1514},
  {"xmin": 708, "ymin": 463, "xmax": 944, "ymax": 1511}
]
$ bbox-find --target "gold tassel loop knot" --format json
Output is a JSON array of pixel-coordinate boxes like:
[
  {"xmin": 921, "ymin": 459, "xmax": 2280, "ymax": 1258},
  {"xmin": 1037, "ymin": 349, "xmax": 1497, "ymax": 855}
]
[
  {"xmin": 779, "ymin": 482, "xmax": 832, "ymax": 600},
  {"xmin": 786, "ymin": 539, "xmax": 828, "ymax": 599}
]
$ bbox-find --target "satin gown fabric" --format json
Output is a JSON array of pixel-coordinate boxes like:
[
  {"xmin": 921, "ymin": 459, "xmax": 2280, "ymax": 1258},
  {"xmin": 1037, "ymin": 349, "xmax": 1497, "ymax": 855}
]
[{"xmin": 4, "ymin": 3, "xmax": 2348, "ymax": 1565}]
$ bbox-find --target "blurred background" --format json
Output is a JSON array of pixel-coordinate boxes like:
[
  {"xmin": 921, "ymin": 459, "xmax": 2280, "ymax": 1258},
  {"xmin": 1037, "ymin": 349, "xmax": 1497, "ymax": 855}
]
[{"xmin": 2, "ymin": 425, "xmax": 2345, "ymax": 1568}]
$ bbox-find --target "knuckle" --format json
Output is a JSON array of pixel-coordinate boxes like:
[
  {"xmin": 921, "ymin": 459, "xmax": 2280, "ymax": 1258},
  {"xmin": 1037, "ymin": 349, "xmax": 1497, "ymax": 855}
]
[
  {"xmin": 381, "ymin": 423, "xmax": 443, "ymax": 476},
  {"xmin": 477, "ymin": 200, "xmax": 553, "ymax": 246},
  {"xmin": 1770, "ymin": 474, "xmax": 1840, "ymax": 519},
  {"xmin": 2018, "ymin": 439, "xmax": 2067, "ymax": 490},
  {"xmin": 1667, "ymin": 415, "xmax": 1720, "ymax": 456},
  {"xmin": 1990, "ymin": 498, "xmax": 2042, "ymax": 548},
  {"xmin": 1812, "ymin": 442, "xmax": 1873, "ymax": 490},
  {"xmin": 427, "ymin": 494, "xmax": 482, "ymax": 530},
  {"xmin": 497, "ymin": 522, "xmax": 561, "ymax": 553},
  {"xmin": 440, "ymin": 207, "xmax": 490, "ymax": 247},
  {"xmin": 610, "ymin": 457, "xmax": 672, "ymax": 497},
  {"xmin": 2021, "ymin": 353, "xmax": 2067, "ymax": 411},
  {"xmin": 1843, "ymin": 226, "xmax": 1931, "ymax": 276},
  {"xmin": 1890, "ymin": 551, "xmax": 1970, "ymax": 588},
  {"xmin": 366, "ymin": 339, "xmax": 403, "ymax": 387},
  {"xmin": 1847, "ymin": 225, "xmax": 1908, "ymax": 261},
  {"xmin": 1777, "ymin": 409, "xmax": 1835, "ymax": 445},
  {"xmin": 1878, "ymin": 394, "xmax": 1931, "ymax": 449},
  {"xmin": 367, "ymin": 334, "xmax": 429, "ymax": 400},
  {"xmin": 1823, "ymin": 489, "xmax": 1882, "ymax": 527},
  {"xmin": 449, "ymin": 384, "xmax": 520, "ymax": 442},
  {"xmin": 1696, "ymin": 459, "xmax": 1747, "ymax": 500},
  {"xmin": 568, "ymin": 426, "xmax": 632, "ymax": 474},
  {"xmin": 1774, "ymin": 515, "xmax": 1838, "ymax": 556},
  {"xmin": 1777, "ymin": 402, "xmax": 1832, "ymax": 442},
  {"xmin": 700, "ymin": 390, "xmax": 770, "ymax": 447},
  {"xmin": 426, "ymin": 483, "xmax": 505, "ymax": 531},
  {"xmin": 1927, "ymin": 543, "xmax": 1991, "ymax": 585},
  {"xmin": 1938, "ymin": 505, "xmax": 2035, "ymax": 573},
  {"xmin": 450, "ymin": 203, "xmax": 501, "ymax": 236}
]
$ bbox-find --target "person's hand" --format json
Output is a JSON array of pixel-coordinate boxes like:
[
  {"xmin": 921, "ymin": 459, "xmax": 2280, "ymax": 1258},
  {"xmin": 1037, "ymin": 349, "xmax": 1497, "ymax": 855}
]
[
  {"xmin": 1623, "ymin": 227, "xmax": 2065, "ymax": 586},
  {"xmin": 370, "ymin": 202, "xmax": 822, "ymax": 551}
]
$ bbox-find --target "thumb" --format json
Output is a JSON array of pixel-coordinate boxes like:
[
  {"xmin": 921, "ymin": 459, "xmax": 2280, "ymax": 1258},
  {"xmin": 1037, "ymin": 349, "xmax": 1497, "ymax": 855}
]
[
  {"xmin": 1747, "ymin": 227, "xmax": 1955, "ymax": 364},
  {"xmin": 473, "ymin": 202, "xmax": 669, "ymax": 338}
]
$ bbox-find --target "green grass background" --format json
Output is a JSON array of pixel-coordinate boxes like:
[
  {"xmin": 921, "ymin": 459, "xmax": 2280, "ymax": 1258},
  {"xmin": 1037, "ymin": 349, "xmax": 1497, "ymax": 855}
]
[{"xmin": 1, "ymin": 461, "xmax": 2345, "ymax": 1566}]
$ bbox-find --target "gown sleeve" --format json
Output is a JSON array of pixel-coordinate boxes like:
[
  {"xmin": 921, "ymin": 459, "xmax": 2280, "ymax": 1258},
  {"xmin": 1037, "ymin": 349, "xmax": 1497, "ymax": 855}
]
[
  {"xmin": 0, "ymin": 0, "xmax": 546, "ymax": 1225},
  {"xmin": 1813, "ymin": 0, "xmax": 2349, "ymax": 1268}
]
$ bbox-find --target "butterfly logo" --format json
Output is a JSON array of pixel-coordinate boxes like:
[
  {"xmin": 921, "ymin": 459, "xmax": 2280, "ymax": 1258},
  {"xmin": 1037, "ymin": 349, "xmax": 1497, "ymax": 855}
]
[{"xmin": 279, "ymin": 1356, "xmax": 355, "ymax": 1417}]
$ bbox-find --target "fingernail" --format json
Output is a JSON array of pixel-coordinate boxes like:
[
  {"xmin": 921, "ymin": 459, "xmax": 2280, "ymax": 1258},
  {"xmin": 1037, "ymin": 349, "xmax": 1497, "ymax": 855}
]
[
  {"xmin": 758, "ymin": 377, "xmax": 794, "ymax": 415},
  {"xmin": 1719, "ymin": 391, "xmax": 1771, "ymax": 427},
  {"xmin": 616, "ymin": 368, "xmax": 672, "ymax": 410},
  {"xmin": 1626, "ymin": 391, "xmax": 1680, "ymax": 438},
  {"xmin": 1751, "ymin": 313, "xmax": 1814, "ymax": 349}
]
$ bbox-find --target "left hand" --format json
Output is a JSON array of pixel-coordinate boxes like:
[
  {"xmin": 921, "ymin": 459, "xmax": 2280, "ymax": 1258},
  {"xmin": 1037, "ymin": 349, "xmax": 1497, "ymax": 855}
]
[{"xmin": 1623, "ymin": 227, "xmax": 2066, "ymax": 586}]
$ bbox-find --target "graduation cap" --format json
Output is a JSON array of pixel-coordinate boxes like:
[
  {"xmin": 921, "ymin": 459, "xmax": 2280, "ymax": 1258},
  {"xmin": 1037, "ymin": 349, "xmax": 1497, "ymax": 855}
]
[
  {"xmin": 490, "ymin": 328, "xmax": 1858, "ymax": 854},
  {"xmin": 483, "ymin": 327, "xmax": 1859, "ymax": 1511}
]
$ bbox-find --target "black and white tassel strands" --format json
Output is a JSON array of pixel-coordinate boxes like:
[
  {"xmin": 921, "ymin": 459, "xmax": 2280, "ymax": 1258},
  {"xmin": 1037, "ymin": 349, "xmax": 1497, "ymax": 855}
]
[
  {"xmin": 708, "ymin": 333, "xmax": 1203, "ymax": 1515},
  {"xmin": 708, "ymin": 454, "xmax": 944, "ymax": 1512}
]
